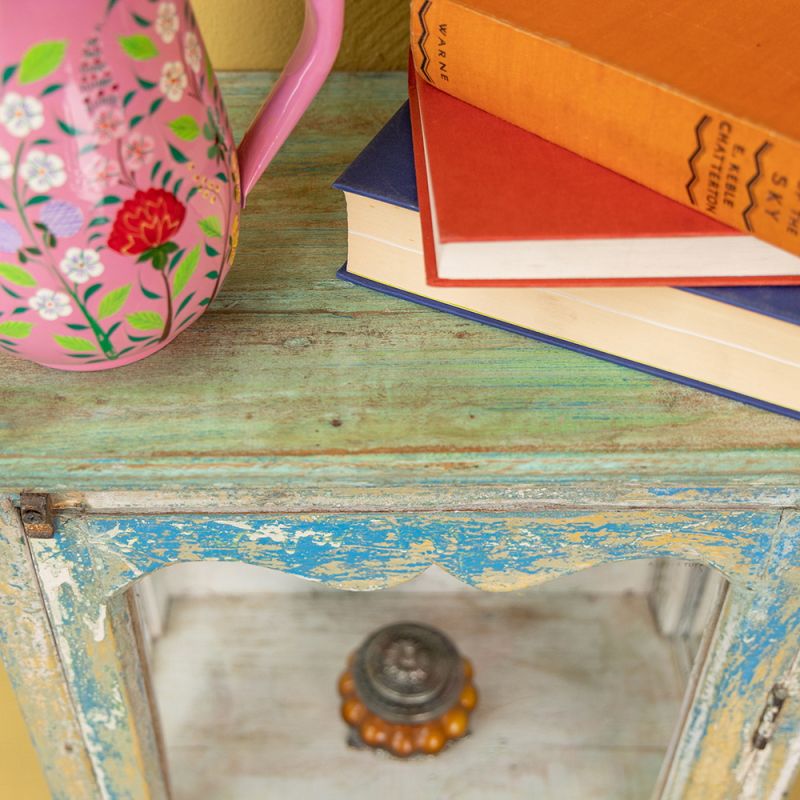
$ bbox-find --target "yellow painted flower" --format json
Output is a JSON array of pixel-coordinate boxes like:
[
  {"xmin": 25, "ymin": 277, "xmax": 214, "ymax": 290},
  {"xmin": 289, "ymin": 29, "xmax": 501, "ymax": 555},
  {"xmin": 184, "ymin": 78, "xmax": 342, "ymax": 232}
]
[
  {"xmin": 228, "ymin": 213, "xmax": 240, "ymax": 267},
  {"xmin": 231, "ymin": 149, "xmax": 242, "ymax": 205}
]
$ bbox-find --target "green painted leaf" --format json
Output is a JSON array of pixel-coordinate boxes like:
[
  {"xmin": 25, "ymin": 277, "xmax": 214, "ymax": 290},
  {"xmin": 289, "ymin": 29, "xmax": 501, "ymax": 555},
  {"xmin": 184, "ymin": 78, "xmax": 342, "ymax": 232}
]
[
  {"xmin": 83, "ymin": 283, "xmax": 103, "ymax": 302},
  {"xmin": 129, "ymin": 114, "xmax": 144, "ymax": 129},
  {"xmin": 168, "ymin": 115, "xmax": 200, "ymax": 141},
  {"xmin": 2, "ymin": 64, "xmax": 17, "ymax": 85},
  {"xmin": 137, "ymin": 75, "xmax": 157, "ymax": 90},
  {"xmin": 119, "ymin": 35, "xmax": 159, "ymax": 61},
  {"xmin": 25, "ymin": 195, "xmax": 50, "ymax": 207},
  {"xmin": 1, "ymin": 284, "xmax": 21, "ymax": 299},
  {"xmin": 18, "ymin": 41, "xmax": 67, "ymax": 84},
  {"xmin": 57, "ymin": 119, "xmax": 80, "ymax": 136},
  {"xmin": 0, "ymin": 263, "xmax": 36, "ymax": 287},
  {"xmin": 122, "ymin": 89, "xmax": 136, "ymax": 108},
  {"xmin": 126, "ymin": 310, "xmax": 163, "ymax": 331},
  {"xmin": 132, "ymin": 12, "xmax": 151, "ymax": 27},
  {"xmin": 97, "ymin": 284, "xmax": 131, "ymax": 319},
  {"xmin": 168, "ymin": 143, "xmax": 188, "ymax": 164},
  {"xmin": 176, "ymin": 290, "xmax": 195, "ymax": 315},
  {"xmin": 169, "ymin": 247, "xmax": 186, "ymax": 272},
  {"xmin": 40, "ymin": 83, "xmax": 64, "ymax": 96},
  {"xmin": 140, "ymin": 283, "xmax": 161, "ymax": 300},
  {"xmin": 177, "ymin": 311, "xmax": 197, "ymax": 330},
  {"xmin": 172, "ymin": 244, "xmax": 200, "ymax": 296},
  {"xmin": 88, "ymin": 216, "xmax": 111, "ymax": 228},
  {"xmin": 149, "ymin": 97, "xmax": 163, "ymax": 116},
  {"xmin": 53, "ymin": 334, "xmax": 95, "ymax": 352},
  {"xmin": 0, "ymin": 320, "xmax": 32, "ymax": 339},
  {"xmin": 197, "ymin": 215, "xmax": 222, "ymax": 238},
  {"xmin": 96, "ymin": 196, "xmax": 122, "ymax": 207}
]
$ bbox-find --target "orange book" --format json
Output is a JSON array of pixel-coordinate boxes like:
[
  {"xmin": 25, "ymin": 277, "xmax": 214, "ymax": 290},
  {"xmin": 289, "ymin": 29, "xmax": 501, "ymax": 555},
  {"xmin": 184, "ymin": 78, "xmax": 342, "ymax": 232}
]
[{"xmin": 410, "ymin": 0, "xmax": 800, "ymax": 260}]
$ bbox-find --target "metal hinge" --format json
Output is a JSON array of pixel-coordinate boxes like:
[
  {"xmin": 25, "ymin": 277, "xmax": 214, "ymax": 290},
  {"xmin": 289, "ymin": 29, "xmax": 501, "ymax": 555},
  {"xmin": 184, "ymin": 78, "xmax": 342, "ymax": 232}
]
[
  {"xmin": 19, "ymin": 492, "xmax": 55, "ymax": 539},
  {"xmin": 752, "ymin": 684, "xmax": 788, "ymax": 750}
]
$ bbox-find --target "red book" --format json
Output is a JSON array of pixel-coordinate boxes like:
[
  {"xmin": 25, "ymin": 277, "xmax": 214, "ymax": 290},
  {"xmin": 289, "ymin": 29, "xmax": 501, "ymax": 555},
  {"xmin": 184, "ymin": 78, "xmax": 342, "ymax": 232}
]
[{"xmin": 407, "ymin": 65, "xmax": 800, "ymax": 288}]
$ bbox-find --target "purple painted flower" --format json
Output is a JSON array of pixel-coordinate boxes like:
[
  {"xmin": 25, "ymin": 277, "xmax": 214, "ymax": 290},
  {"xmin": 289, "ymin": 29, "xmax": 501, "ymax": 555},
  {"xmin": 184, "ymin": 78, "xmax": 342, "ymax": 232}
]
[
  {"xmin": 0, "ymin": 219, "xmax": 22, "ymax": 253},
  {"xmin": 40, "ymin": 200, "xmax": 84, "ymax": 238}
]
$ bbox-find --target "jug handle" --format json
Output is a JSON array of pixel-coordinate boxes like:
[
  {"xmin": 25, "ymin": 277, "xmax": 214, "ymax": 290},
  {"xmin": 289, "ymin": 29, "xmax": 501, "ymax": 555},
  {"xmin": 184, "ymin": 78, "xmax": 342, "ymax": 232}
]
[{"xmin": 236, "ymin": 0, "xmax": 345, "ymax": 202}]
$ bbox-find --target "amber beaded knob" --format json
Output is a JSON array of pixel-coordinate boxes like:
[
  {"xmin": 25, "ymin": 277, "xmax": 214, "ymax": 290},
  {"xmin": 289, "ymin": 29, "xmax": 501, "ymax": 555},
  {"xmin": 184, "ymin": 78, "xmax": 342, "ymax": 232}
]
[{"xmin": 338, "ymin": 622, "xmax": 478, "ymax": 757}]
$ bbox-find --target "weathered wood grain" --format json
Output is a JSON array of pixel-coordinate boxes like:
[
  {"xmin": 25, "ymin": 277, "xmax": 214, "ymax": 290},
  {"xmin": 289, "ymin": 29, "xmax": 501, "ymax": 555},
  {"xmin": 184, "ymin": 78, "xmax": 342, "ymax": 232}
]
[
  {"xmin": 154, "ymin": 591, "xmax": 684, "ymax": 800},
  {"xmin": 0, "ymin": 73, "xmax": 798, "ymax": 498},
  {"xmin": 24, "ymin": 505, "xmax": 798, "ymax": 799},
  {"xmin": 0, "ymin": 501, "xmax": 98, "ymax": 800},
  {"xmin": 660, "ymin": 512, "xmax": 800, "ymax": 799},
  {"xmin": 31, "ymin": 527, "xmax": 168, "ymax": 800}
]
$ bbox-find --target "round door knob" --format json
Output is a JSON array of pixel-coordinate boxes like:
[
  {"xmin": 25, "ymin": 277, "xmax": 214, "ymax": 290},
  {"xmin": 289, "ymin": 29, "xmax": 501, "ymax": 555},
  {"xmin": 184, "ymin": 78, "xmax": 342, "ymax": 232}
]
[{"xmin": 338, "ymin": 622, "xmax": 478, "ymax": 757}]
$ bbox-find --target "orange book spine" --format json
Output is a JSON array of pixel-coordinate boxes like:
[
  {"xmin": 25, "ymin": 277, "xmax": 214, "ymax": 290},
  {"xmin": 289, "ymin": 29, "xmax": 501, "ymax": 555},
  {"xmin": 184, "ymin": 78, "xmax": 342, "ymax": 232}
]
[{"xmin": 410, "ymin": 0, "xmax": 800, "ymax": 259}]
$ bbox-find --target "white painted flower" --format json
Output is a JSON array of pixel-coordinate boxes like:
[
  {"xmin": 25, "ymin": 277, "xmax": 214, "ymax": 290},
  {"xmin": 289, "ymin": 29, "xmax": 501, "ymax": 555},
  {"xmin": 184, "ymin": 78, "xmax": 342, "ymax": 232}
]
[
  {"xmin": 20, "ymin": 150, "xmax": 67, "ymax": 192},
  {"xmin": 0, "ymin": 147, "xmax": 11, "ymax": 180},
  {"xmin": 160, "ymin": 60, "xmax": 187, "ymax": 102},
  {"xmin": 184, "ymin": 31, "xmax": 202, "ymax": 73},
  {"xmin": 0, "ymin": 93, "xmax": 44, "ymax": 138},
  {"xmin": 82, "ymin": 153, "xmax": 120, "ymax": 190},
  {"xmin": 122, "ymin": 132, "xmax": 155, "ymax": 171},
  {"xmin": 92, "ymin": 106, "xmax": 126, "ymax": 144},
  {"xmin": 155, "ymin": 2, "xmax": 180, "ymax": 44},
  {"xmin": 60, "ymin": 248, "xmax": 104, "ymax": 284},
  {"xmin": 29, "ymin": 288, "xmax": 72, "ymax": 321}
]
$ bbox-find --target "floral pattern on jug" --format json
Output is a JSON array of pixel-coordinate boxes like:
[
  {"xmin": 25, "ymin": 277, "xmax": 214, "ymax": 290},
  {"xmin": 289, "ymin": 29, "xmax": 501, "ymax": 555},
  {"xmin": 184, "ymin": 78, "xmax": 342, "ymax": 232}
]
[{"xmin": 0, "ymin": 0, "xmax": 342, "ymax": 370}]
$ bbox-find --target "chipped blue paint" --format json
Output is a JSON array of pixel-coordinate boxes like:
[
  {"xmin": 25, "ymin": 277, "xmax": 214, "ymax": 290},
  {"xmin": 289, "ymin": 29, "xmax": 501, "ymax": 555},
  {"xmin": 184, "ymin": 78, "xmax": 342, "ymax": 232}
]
[
  {"xmin": 63, "ymin": 509, "xmax": 783, "ymax": 597},
  {"xmin": 19, "ymin": 507, "xmax": 800, "ymax": 798}
]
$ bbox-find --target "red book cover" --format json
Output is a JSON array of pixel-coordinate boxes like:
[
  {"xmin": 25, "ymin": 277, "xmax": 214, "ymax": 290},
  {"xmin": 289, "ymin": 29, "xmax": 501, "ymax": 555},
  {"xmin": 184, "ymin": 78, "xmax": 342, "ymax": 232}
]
[{"xmin": 407, "ymin": 64, "xmax": 800, "ymax": 288}]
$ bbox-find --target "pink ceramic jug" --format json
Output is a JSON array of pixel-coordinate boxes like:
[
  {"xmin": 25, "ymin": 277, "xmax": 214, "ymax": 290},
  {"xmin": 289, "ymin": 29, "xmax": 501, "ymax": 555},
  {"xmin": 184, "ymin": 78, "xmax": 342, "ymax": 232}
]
[{"xmin": 0, "ymin": 0, "xmax": 343, "ymax": 369}]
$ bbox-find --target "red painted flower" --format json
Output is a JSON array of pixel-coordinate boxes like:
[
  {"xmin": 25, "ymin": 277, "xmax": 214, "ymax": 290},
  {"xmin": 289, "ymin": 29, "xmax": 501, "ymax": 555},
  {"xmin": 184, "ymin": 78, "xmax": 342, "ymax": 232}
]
[{"xmin": 108, "ymin": 188, "xmax": 186, "ymax": 255}]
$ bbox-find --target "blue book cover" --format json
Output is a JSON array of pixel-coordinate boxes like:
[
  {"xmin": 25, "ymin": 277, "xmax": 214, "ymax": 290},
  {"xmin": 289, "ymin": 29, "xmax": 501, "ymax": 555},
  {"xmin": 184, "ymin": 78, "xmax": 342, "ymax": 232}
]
[{"xmin": 335, "ymin": 104, "xmax": 800, "ymax": 420}]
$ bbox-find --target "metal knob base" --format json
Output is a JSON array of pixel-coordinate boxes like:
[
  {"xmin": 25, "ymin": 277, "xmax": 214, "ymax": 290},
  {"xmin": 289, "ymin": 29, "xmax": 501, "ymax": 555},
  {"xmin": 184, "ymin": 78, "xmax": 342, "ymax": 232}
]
[{"xmin": 338, "ymin": 622, "xmax": 478, "ymax": 757}]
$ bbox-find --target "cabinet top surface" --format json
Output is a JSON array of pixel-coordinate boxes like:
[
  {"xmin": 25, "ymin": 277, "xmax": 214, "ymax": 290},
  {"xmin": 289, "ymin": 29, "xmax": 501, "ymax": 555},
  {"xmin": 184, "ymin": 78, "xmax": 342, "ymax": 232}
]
[{"xmin": 1, "ymin": 73, "xmax": 798, "ymax": 503}]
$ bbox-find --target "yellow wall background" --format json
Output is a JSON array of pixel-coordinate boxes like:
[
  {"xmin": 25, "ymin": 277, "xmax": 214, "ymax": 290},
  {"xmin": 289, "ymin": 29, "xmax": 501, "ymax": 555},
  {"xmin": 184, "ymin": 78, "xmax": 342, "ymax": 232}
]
[
  {"xmin": 0, "ymin": 666, "xmax": 50, "ymax": 799},
  {"xmin": 1, "ymin": 5, "xmax": 407, "ymax": 797},
  {"xmin": 193, "ymin": 0, "xmax": 408, "ymax": 71}
]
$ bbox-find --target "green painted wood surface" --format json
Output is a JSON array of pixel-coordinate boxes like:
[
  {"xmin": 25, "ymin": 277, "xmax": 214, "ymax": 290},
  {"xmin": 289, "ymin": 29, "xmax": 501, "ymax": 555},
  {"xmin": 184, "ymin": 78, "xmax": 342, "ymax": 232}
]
[{"xmin": 0, "ymin": 72, "xmax": 798, "ymax": 498}]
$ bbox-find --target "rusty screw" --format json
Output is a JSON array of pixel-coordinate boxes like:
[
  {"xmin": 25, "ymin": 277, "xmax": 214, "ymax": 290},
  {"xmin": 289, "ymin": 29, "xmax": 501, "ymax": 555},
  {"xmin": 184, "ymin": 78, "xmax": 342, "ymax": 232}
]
[{"xmin": 19, "ymin": 493, "xmax": 54, "ymax": 539}]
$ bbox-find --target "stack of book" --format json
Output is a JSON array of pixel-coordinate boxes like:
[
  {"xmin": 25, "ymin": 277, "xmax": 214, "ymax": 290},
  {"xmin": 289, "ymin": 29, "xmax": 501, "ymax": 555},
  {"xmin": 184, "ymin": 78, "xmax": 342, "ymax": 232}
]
[{"xmin": 335, "ymin": 1, "xmax": 800, "ymax": 419}]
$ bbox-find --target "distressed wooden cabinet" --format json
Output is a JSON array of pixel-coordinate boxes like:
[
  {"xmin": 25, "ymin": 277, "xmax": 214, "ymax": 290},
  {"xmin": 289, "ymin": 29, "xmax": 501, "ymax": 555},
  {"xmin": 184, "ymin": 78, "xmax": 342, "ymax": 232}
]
[{"xmin": 1, "ymin": 72, "xmax": 799, "ymax": 800}]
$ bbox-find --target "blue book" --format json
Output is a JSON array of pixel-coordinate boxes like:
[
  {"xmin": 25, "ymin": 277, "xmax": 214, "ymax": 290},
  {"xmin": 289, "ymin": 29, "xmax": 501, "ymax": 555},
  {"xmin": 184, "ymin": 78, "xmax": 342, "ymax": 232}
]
[{"xmin": 335, "ymin": 105, "xmax": 800, "ymax": 419}]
